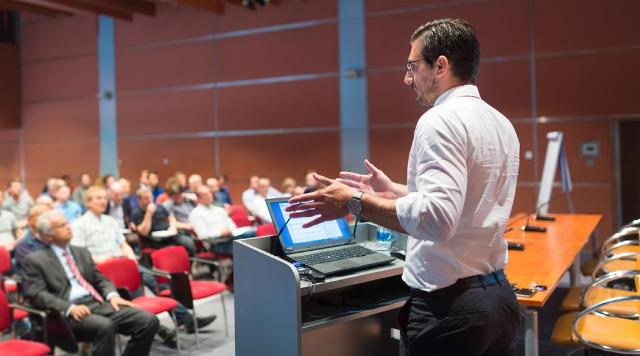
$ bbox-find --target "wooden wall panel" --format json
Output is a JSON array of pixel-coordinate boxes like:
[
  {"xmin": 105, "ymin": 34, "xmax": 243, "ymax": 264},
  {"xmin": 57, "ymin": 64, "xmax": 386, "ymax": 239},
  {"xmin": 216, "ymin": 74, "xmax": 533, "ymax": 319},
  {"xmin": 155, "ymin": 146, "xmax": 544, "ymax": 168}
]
[
  {"xmin": 513, "ymin": 122, "xmax": 535, "ymax": 182},
  {"xmin": 212, "ymin": 0, "xmax": 337, "ymax": 33},
  {"xmin": 368, "ymin": 71, "xmax": 423, "ymax": 125},
  {"xmin": 23, "ymin": 141, "xmax": 100, "ymax": 192},
  {"xmin": 116, "ymin": 42, "xmax": 215, "ymax": 91},
  {"xmin": 477, "ymin": 59, "xmax": 531, "ymax": 119},
  {"xmin": 366, "ymin": 0, "xmax": 529, "ymax": 69},
  {"xmin": 368, "ymin": 127, "xmax": 414, "ymax": 183},
  {"xmin": 22, "ymin": 99, "xmax": 98, "ymax": 143},
  {"xmin": 534, "ymin": 0, "xmax": 640, "ymax": 53},
  {"xmin": 536, "ymin": 50, "xmax": 640, "ymax": 116},
  {"xmin": 216, "ymin": 77, "xmax": 339, "ymax": 130},
  {"xmin": 535, "ymin": 120, "xmax": 612, "ymax": 183},
  {"xmin": 118, "ymin": 138, "xmax": 216, "ymax": 184},
  {"xmin": 0, "ymin": 130, "xmax": 22, "ymax": 183},
  {"xmin": 21, "ymin": 16, "xmax": 96, "ymax": 62},
  {"xmin": 219, "ymin": 132, "xmax": 341, "ymax": 201},
  {"xmin": 21, "ymin": 57, "xmax": 98, "ymax": 103},
  {"xmin": 118, "ymin": 90, "xmax": 216, "ymax": 136},
  {"xmin": 215, "ymin": 23, "xmax": 338, "ymax": 82}
]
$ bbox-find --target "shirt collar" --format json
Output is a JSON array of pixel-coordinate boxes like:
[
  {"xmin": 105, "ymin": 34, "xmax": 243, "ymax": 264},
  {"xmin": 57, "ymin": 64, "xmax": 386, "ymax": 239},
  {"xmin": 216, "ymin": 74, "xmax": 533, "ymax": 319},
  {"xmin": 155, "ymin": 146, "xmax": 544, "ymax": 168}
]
[
  {"xmin": 433, "ymin": 84, "xmax": 480, "ymax": 107},
  {"xmin": 50, "ymin": 243, "xmax": 69, "ymax": 257}
]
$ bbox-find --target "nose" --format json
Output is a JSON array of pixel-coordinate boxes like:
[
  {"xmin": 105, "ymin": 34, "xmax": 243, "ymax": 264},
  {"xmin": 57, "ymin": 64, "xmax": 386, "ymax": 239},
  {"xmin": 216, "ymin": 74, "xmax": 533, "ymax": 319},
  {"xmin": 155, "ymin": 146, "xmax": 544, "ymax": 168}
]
[{"xmin": 404, "ymin": 71, "xmax": 413, "ymax": 86}]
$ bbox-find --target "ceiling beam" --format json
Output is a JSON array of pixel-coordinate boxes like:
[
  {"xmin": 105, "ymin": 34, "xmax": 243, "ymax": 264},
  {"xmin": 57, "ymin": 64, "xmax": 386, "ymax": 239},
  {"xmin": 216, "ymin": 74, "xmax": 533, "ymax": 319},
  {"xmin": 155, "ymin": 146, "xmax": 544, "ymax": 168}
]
[
  {"xmin": 177, "ymin": 0, "xmax": 224, "ymax": 14},
  {"xmin": 46, "ymin": 0, "xmax": 133, "ymax": 20},
  {"xmin": 0, "ymin": 0, "xmax": 73, "ymax": 17},
  {"xmin": 81, "ymin": 0, "xmax": 155, "ymax": 17}
]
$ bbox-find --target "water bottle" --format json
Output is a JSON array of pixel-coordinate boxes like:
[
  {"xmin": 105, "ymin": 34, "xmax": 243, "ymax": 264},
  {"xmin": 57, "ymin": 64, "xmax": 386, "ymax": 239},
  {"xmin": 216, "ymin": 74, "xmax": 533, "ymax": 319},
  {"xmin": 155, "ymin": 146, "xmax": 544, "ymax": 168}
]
[{"xmin": 376, "ymin": 227, "xmax": 394, "ymax": 251}]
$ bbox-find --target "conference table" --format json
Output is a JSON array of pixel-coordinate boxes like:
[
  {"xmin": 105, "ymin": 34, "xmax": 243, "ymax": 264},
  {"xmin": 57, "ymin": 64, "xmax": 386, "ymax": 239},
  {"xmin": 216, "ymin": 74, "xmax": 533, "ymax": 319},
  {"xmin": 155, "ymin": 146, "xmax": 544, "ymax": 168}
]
[{"xmin": 504, "ymin": 213, "xmax": 602, "ymax": 356}]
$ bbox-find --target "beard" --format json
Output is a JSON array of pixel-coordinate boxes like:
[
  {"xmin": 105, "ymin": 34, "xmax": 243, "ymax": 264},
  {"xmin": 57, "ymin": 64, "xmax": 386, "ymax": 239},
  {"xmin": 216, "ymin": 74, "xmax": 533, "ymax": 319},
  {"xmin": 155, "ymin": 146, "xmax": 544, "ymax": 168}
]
[{"xmin": 415, "ymin": 76, "xmax": 438, "ymax": 107}]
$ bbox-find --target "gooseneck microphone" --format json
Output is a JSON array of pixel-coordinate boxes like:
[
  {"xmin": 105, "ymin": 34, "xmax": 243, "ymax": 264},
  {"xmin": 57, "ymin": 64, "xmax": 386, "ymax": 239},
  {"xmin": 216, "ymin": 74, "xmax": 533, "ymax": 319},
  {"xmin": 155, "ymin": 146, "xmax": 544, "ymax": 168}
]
[{"xmin": 521, "ymin": 193, "xmax": 563, "ymax": 233}]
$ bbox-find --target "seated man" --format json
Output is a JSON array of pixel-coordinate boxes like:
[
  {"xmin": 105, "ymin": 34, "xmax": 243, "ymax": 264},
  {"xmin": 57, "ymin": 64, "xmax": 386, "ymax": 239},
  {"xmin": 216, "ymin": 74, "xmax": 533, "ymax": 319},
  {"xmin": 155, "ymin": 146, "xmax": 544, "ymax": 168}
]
[
  {"xmin": 14, "ymin": 204, "xmax": 52, "ymax": 271},
  {"xmin": 3, "ymin": 178, "xmax": 34, "ymax": 226},
  {"xmin": 105, "ymin": 182, "xmax": 126, "ymax": 229},
  {"xmin": 247, "ymin": 178, "xmax": 276, "ymax": 224},
  {"xmin": 189, "ymin": 186, "xmax": 255, "ymax": 256},
  {"xmin": 162, "ymin": 183, "xmax": 194, "ymax": 232},
  {"xmin": 72, "ymin": 186, "xmax": 214, "ymax": 343},
  {"xmin": 0, "ymin": 189, "xmax": 19, "ymax": 252},
  {"xmin": 131, "ymin": 187, "xmax": 195, "ymax": 257},
  {"xmin": 20, "ymin": 210, "xmax": 159, "ymax": 356},
  {"xmin": 54, "ymin": 185, "xmax": 82, "ymax": 223}
]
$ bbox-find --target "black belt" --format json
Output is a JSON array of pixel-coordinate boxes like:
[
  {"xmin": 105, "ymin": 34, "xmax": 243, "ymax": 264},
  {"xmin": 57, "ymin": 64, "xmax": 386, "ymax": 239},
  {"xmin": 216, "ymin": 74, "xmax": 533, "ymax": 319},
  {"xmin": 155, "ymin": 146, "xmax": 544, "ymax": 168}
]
[{"xmin": 410, "ymin": 269, "xmax": 507, "ymax": 298}]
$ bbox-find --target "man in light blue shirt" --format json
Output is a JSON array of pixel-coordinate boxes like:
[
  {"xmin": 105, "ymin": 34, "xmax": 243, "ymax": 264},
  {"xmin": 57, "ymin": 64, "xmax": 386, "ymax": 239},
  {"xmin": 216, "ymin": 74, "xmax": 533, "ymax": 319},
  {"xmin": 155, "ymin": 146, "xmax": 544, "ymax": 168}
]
[{"xmin": 54, "ymin": 185, "xmax": 82, "ymax": 223}]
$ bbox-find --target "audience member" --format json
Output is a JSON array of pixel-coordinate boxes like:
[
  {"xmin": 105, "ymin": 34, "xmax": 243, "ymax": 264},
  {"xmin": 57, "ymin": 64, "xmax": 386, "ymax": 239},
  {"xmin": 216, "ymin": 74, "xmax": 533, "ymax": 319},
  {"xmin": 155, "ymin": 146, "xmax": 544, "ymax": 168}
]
[
  {"xmin": 175, "ymin": 171, "xmax": 187, "ymax": 189},
  {"xmin": 248, "ymin": 178, "xmax": 274, "ymax": 224},
  {"xmin": 241, "ymin": 175, "xmax": 259, "ymax": 208},
  {"xmin": 162, "ymin": 183, "xmax": 194, "ymax": 232},
  {"xmin": 190, "ymin": 186, "xmax": 255, "ymax": 256},
  {"xmin": 60, "ymin": 174, "xmax": 72, "ymax": 189},
  {"xmin": 35, "ymin": 195, "xmax": 54, "ymax": 208},
  {"xmin": 138, "ymin": 169, "xmax": 150, "ymax": 190},
  {"xmin": 119, "ymin": 178, "xmax": 138, "ymax": 216},
  {"xmin": 206, "ymin": 177, "xmax": 228, "ymax": 208},
  {"xmin": 14, "ymin": 204, "xmax": 52, "ymax": 271},
  {"xmin": 105, "ymin": 182, "xmax": 126, "ymax": 229},
  {"xmin": 148, "ymin": 171, "xmax": 164, "ymax": 203},
  {"xmin": 102, "ymin": 174, "xmax": 116, "ymax": 191},
  {"xmin": 184, "ymin": 174, "xmax": 202, "ymax": 203},
  {"xmin": 3, "ymin": 178, "xmax": 34, "ymax": 224},
  {"xmin": 131, "ymin": 187, "xmax": 195, "ymax": 257},
  {"xmin": 21, "ymin": 210, "xmax": 159, "ymax": 356},
  {"xmin": 72, "ymin": 173, "xmax": 92, "ymax": 208},
  {"xmin": 280, "ymin": 177, "xmax": 297, "ymax": 197},
  {"xmin": 54, "ymin": 185, "xmax": 82, "ymax": 223},
  {"xmin": 216, "ymin": 175, "xmax": 233, "ymax": 205},
  {"xmin": 41, "ymin": 177, "xmax": 64, "ymax": 200},
  {"xmin": 304, "ymin": 169, "xmax": 319, "ymax": 193},
  {"xmin": 0, "ymin": 190, "xmax": 19, "ymax": 251}
]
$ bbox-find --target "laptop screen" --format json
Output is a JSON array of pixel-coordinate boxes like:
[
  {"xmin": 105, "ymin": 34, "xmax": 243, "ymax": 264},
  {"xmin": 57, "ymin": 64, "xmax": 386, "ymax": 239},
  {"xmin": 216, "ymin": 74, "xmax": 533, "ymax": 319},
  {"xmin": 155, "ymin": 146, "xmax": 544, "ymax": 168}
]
[{"xmin": 266, "ymin": 197, "xmax": 352, "ymax": 253}]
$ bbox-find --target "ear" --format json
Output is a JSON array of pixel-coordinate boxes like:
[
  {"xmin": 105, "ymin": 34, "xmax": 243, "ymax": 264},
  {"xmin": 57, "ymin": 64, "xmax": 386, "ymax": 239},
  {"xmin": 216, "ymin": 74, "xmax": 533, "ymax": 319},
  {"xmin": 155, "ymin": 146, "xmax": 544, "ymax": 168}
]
[{"xmin": 435, "ymin": 55, "xmax": 449, "ymax": 76}]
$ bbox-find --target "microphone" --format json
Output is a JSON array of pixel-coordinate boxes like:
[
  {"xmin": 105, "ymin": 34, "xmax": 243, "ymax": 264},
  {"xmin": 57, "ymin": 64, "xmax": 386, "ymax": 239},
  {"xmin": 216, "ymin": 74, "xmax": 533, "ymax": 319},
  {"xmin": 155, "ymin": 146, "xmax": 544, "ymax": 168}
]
[{"xmin": 521, "ymin": 193, "xmax": 563, "ymax": 233}]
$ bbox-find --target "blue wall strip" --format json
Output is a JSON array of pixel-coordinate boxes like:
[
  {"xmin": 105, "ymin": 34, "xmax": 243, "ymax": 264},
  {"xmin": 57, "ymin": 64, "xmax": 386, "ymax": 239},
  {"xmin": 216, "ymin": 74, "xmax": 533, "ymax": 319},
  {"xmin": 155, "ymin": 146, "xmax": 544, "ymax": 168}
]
[
  {"xmin": 98, "ymin": 16, "xmax": 119, "ymax": 177},
  {"xmin": 338, "ymin": 0, "xmax": 369, "ymax": 173}
]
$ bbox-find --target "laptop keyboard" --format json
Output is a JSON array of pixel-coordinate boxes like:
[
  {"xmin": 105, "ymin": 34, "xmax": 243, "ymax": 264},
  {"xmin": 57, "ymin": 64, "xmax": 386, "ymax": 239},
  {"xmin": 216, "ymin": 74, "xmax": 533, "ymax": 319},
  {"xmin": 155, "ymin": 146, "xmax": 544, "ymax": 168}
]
[{"xmin": 295, "ymin": 245, "xmax": 376, "ymax": 266}]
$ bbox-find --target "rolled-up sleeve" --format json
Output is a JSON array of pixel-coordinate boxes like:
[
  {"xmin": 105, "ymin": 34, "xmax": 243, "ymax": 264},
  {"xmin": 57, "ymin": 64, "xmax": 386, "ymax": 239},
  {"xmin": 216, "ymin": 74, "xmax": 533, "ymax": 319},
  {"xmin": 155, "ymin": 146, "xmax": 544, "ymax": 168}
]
[{"xmin": 396, "ymin": 112, "xmax": 468, "ymax": 243}]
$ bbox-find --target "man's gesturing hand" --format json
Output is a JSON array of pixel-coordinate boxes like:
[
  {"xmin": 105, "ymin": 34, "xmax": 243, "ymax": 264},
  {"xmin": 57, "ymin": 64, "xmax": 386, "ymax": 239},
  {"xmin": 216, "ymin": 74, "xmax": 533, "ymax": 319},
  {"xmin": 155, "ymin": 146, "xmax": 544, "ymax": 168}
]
[
  {"xmin": 286, "ymin": 173, "xmax": 355, "ymax": 228},
  {"xmin": 338, "ymin": 159, "xmax": 396, "ymax": 199}
]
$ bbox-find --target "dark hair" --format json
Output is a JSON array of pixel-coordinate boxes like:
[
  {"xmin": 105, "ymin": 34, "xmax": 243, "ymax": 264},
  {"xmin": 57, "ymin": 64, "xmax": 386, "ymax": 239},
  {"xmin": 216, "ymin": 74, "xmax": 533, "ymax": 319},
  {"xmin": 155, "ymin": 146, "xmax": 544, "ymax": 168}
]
[{"xmin": 411, "ymin": 18, "xmax": 480, "ymax": 83}]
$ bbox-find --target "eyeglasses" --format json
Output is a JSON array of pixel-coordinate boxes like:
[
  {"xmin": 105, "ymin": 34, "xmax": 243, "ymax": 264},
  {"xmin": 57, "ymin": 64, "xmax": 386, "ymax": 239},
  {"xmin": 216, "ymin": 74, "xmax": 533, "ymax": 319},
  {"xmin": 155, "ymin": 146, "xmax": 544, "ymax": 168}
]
[{"xmin": 405, "ymin": 58, "xmax": 425, "ymax": 74}]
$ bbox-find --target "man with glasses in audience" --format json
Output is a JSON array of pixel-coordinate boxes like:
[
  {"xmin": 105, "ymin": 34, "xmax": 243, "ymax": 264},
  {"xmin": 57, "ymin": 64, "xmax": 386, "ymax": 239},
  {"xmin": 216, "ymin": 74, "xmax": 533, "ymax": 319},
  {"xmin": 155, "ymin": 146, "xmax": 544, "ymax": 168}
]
[{"xmin": 288, "ymin": 18, "xmax": 521, "ymax": 355}]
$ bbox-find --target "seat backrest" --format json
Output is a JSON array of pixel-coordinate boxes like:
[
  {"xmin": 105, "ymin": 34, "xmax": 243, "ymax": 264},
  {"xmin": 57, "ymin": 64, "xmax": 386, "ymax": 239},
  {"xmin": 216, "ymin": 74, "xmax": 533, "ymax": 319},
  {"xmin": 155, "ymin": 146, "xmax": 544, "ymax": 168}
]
[
  {"xmin": 0, "ymin": 247, "xmax": 11, "ymax": 274},
  {"xmin": 229, "ymin": 204, "xmax": 253, "ymax": 227},
  {"xmin": 151, "ymin": 246, "xmax": 190, "ymax": 274},
  {"xmin": 0, "ymin": 290, "xmax": 9, "ymax": 332},
  {"xmin": 255, "ymin": 223, "xmax": 276, "ymax": 237},
  {"xmin": 96, "ymin": 258, "xmax": 141, "ymax": 293}
]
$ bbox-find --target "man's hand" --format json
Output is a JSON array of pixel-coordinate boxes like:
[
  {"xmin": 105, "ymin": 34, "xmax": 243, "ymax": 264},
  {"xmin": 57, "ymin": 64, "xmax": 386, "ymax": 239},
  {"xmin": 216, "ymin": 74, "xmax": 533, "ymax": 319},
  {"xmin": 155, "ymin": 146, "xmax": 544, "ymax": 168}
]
[
  {"xmin": 338, "ymin": 159, "xmax": 397, "ymax": 199},
  {"xmin": 69, "ymin": 304, "xmax": 91, "ymax": 321},
  {"xmin": 287, "ymin": 173, "xmax": 355, "ymax": 228},
  {"xmin": 146, "ymin": 203, "xmax": 157, "ymax": 215},
  {"xmin": 109, "ymin": 296, "xmax": 135, "ymax": 312}
]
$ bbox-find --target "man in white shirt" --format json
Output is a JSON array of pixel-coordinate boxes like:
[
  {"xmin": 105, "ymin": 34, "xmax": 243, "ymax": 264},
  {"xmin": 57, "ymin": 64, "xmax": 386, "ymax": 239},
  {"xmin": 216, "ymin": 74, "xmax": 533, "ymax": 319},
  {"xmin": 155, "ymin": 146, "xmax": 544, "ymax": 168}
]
[
  {"xmin": 190, "ymin": 186, "xmax": 255, "ymax": 256},
  {"xmin": 288, "ymin": 19, "xmax": 520, "ymax": 355}
]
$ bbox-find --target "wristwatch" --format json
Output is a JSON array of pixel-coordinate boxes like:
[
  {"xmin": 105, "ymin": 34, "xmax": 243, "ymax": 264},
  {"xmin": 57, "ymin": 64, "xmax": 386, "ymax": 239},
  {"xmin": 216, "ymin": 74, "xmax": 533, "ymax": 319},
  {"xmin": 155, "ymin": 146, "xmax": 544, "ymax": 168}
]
[{"xmin": 348, "ymin": 191, "xmax": 364, "ymax": 216}]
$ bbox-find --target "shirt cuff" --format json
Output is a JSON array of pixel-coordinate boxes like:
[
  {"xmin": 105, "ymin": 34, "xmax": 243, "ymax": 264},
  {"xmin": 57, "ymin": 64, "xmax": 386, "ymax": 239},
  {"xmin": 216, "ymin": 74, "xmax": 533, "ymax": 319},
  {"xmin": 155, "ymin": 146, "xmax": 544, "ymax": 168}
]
[
  {"xmin": 65, "ymin": 304, "xmax": 75, "ymax": 317},
  {"xmin": 105, "ymin": 292, "xmax": 119, "ymax": 301}
]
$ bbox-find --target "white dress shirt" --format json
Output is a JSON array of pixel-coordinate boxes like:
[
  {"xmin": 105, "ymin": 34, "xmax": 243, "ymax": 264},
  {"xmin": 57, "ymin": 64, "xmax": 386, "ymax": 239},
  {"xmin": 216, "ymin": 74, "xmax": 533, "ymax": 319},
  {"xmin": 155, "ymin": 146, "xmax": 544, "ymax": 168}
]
[
  {"xmin": 248, "ymin": 195, "xmax": 272, "ymax": 224},
  {"xmin": 71, "ymin": 212, "xmax": 125, "ymax": 260},
  {"xmin": 189, "ymin": 204, "xmax": 237, "ymax": 240},
  {"xmin": 395, "ymin": 85, "xmax": 520, "ymax": 292}
]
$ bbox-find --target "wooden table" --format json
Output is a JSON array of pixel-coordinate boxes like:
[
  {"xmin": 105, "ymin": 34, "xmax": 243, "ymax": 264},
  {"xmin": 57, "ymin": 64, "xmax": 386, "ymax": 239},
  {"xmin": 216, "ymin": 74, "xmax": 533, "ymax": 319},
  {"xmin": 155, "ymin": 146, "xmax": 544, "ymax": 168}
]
[{"xmin": 504, "ymin": 213, "xmax": 602, "ymax": 356}]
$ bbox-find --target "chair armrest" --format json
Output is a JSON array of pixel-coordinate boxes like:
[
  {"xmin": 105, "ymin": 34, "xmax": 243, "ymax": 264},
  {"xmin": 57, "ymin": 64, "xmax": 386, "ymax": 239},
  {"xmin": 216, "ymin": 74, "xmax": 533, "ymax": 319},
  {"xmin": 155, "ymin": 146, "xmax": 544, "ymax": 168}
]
[
  {"xmin": 592, "ymin": 251, "xmax": 640, "ymax": 279},
  {"xmin": 580, "ymin": 269, "xmax": 640, "ymax": 307},
  {"xmin": 190, "ymin": 257, "xmax": 220, "ymax": 267},
  {"xmin": 601, "ymin": 240, "xmax": 640, "ymax": 258},
  {"xmin": 572, "ymin": 295, "xmax": 640, "ymax": 354},
  {"xmin": 150, "ymin": 268, "xmax": 173, "ymax": 279},
  {"xmin": 600, "ymin": 227, "xmax": 640, "ymax": 255},
  {"xmin": 10, "ymin": 303, "xmax": 48, "ymax": 318}
]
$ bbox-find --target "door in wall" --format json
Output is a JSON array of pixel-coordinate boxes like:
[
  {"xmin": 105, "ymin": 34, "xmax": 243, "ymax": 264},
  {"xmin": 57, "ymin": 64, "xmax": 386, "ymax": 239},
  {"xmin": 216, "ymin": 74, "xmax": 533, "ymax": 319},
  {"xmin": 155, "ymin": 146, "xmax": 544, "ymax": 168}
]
[{"xmin": 619, "ymin": 120, "xmax": 640, "ymax": 224}]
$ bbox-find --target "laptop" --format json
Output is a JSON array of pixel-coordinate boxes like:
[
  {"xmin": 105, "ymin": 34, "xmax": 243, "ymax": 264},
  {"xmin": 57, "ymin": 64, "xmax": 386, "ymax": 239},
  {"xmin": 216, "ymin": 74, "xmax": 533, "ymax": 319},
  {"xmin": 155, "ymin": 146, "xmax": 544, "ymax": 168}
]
[{"xmin": 266, "ymin": 197, "xmax": 395, "ymax": 276}]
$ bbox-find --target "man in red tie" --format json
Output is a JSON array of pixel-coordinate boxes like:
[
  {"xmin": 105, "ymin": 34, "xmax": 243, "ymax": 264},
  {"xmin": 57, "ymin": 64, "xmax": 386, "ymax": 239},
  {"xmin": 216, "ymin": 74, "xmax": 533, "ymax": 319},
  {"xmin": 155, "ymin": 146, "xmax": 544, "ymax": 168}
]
[{"xmin": 20, "ymin": 210, "xmax": 159, "ymax": 356}]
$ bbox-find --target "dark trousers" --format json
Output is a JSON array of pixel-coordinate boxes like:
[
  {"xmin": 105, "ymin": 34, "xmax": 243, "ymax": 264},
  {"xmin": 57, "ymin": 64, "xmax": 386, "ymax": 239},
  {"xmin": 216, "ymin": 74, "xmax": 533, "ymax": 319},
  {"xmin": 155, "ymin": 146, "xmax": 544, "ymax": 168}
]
[
  {"xmin": 68, "ymin": 298, "xmax": 159, "ymax": 356},
  {"xmin": 399, "ymin": 278, "xmax": 521, "ymax": 356}
]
